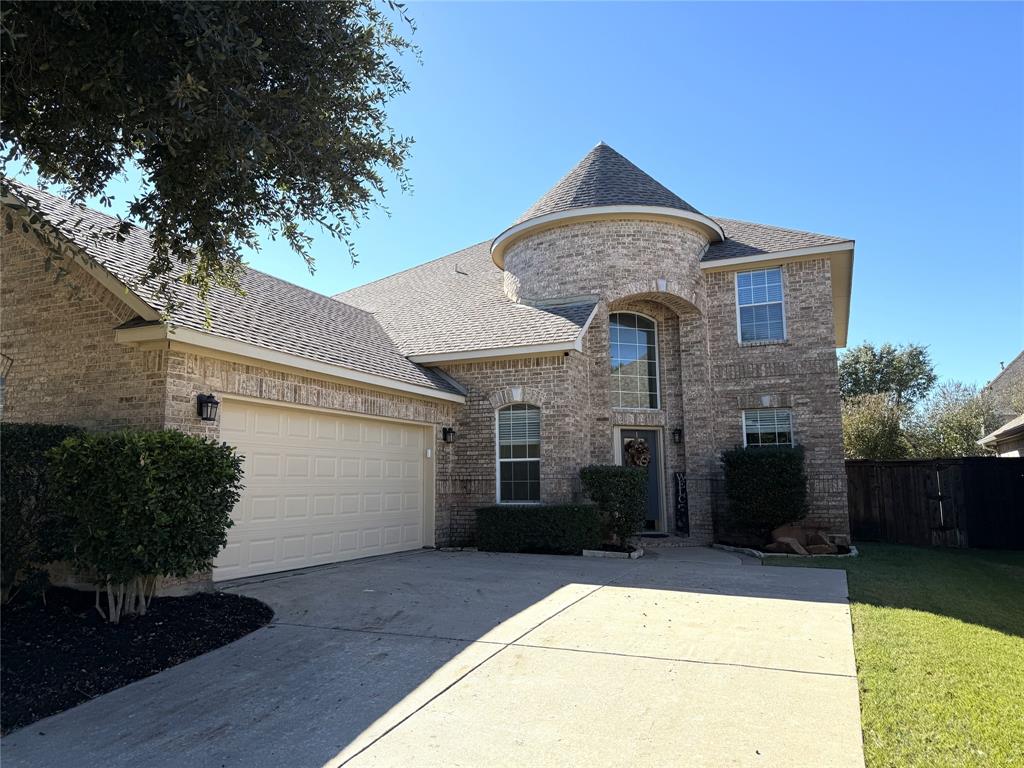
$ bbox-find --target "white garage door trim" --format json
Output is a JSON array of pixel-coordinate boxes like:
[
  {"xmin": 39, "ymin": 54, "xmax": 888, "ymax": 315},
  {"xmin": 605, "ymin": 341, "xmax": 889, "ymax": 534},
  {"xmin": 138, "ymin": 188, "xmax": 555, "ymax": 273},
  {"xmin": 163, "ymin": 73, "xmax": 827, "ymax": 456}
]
[{"xmin": 214, "ymin": 396, "xmax": 435, "ymax": 581}]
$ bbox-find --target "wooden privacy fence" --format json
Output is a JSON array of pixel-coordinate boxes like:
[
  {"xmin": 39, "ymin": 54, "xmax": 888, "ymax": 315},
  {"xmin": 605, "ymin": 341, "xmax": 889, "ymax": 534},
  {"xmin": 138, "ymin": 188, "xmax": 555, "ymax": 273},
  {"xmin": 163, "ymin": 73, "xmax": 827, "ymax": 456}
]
[{"xmin": 846, "ymin": 457, "xmax": 1024, "ymax": 549}]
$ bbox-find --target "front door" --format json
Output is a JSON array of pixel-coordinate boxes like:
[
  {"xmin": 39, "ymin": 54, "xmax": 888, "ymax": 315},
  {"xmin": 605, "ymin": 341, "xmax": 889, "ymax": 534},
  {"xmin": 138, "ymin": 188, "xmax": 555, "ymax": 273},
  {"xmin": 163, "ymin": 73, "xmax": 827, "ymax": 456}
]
[{"xmin": 619, "ymin": 429, "xmax": 662, "ymax": 531}]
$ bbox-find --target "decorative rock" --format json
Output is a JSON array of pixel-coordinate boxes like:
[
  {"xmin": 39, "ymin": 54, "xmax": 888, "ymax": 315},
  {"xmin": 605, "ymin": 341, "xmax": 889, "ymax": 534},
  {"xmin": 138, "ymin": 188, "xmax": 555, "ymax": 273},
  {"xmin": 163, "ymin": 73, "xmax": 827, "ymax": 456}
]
[
  {"xmin": 806, "ymin": 531, "xmax": 831, "ymax": 547},
  {"xmin": 771, "ymin": 524, "xmax": 809, "ymax": 546},
  {"xmin": 770, "ymin": 536, "xmax": 808, "ymax": 556}
]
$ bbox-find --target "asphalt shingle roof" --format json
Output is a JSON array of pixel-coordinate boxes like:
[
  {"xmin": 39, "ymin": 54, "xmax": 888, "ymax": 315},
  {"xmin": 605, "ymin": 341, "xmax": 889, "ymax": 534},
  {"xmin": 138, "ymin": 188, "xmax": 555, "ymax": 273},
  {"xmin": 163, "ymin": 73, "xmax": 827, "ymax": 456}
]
[
  {"xmin": 6, "ymin": 143, "xmax": 850, "ymax": 375},
  {"xmin": 707, "ymin": 217, "xmax": 851, "ymax": 261},
  {"xmin": 337, "ymin": 241, "xmax": 596, "ymax": 357},
  {"xmin": 3, "ymin": 179, "xmax": 460, "ymax": 395},
  {"xmin": 516, "ymin": 143, "xmax": 705, "ymax": 224}
]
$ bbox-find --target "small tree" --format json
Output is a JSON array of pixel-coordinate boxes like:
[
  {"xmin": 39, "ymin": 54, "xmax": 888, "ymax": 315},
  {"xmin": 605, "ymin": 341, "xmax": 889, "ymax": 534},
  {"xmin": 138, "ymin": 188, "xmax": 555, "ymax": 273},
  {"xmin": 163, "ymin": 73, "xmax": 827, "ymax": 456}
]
[
  {"xmin": 842, "ymin": 394, "xmax": 912, "ymax": 459},
  {"xmin": 719, "ymin": 446, "xmax": 808, "ymax": 544},
  {"xmin": 580, "ymin": 465, "xmax": 646, "ymax": 548},
  {"xmin": 48, "ymin": 430, "xmax": 243, "ymax": 623},
  {"xmin": 839, "ymin": 342, "xmax": 937, "ymax": 407},
  {"xmin": 909, "ymin": 381, "xmax": 1000, "ymax": 458}
]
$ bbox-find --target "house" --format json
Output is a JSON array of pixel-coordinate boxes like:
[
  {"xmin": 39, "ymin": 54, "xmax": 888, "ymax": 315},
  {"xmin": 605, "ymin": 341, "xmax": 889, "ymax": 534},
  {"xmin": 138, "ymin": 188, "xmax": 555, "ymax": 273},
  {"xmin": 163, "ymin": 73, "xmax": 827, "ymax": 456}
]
[
  {"xmin": 982, "ymin": 350, "xmax": 1024, "ymax": 425},
  {"xmin": 978, "ymin": 414, "xmax": 1024, "ymax": 457},
  {"xmin": 1, "ymin": 143, "xmax": 854, "ymax": 582},
  {"xmin": 977, "ymin": 351, "xmax": 1024, "ymax": 457}
]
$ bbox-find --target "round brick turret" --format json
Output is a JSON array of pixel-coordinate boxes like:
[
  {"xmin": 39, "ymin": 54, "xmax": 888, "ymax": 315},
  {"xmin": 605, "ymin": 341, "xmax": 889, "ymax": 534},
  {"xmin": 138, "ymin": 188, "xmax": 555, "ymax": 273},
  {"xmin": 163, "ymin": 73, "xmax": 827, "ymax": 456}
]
[
  {"xmin": 500, "ymin": 217, "xmax": 711, "ymax": 312},
  {"xmin": 491, "ymin": 142, "xmax": 722, "ymax": 312}
]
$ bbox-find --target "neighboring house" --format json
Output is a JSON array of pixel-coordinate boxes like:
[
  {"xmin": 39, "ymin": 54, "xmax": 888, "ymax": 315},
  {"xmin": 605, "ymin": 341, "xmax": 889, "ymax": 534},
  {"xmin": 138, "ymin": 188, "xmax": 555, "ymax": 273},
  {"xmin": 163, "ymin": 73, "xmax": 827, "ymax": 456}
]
[
  {"xmin": 982, "ymin": 349, "xmax": 1024, "ymax": 425},
  {"xmin": 0, "ymin": 143, "xmax": 854, "ymax": 582},
  {"xmin": 978, "ymin": 414, "xmax": 1024, "ymax": 457},
  {"xmin": 977, "ymin": 351, "xmax": 1024, "ymax": 457}
]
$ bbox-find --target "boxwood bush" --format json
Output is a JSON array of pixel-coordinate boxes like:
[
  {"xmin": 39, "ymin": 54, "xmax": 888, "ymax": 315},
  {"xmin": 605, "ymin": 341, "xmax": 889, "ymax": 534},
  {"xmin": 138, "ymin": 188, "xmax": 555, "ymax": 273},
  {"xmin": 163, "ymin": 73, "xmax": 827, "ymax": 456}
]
[
  {"xmin": 48, "ymin": 430, "xmax": 244, "ymax": 622},
  {"xmin": 476, "ymin": 504, "xmax": 602, "ymax": 555},
  {"xmin": 579, "ymin": 465, "xmax": 647, "ymax": 547},
  {"xmin": 719, "ymin": 446, "xmax": 808, "ymax": 544},
  {"xmin": 0, "ymin": 422, "xmax": 85, "ymax": 602}
]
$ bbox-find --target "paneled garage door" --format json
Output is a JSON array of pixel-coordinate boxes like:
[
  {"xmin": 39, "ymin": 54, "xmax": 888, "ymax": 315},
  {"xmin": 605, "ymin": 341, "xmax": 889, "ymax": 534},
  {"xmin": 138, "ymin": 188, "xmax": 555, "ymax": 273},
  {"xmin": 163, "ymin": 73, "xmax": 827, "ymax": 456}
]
[{"xmin": 214, "ymin": 400, "xmax": 430, "ymax": 581}]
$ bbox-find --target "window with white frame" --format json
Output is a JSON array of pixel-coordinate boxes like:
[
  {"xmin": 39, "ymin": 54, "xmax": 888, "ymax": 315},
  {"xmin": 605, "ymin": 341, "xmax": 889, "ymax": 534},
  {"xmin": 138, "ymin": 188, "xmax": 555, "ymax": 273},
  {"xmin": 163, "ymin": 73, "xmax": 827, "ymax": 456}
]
[
  {"xmin": 736, "ymin": 267, "xmax": 785, "ymax": 342},
  {"xmin": 743, "ymin": 409, "xmax": 794, "ymax": 448},
  {"xmin": 497, "ymin": 403, "xmax": 540, "ymax": 502},
  {"xmin": 609, "ymin": 312, "xmax": 659, "ymax": 409}
]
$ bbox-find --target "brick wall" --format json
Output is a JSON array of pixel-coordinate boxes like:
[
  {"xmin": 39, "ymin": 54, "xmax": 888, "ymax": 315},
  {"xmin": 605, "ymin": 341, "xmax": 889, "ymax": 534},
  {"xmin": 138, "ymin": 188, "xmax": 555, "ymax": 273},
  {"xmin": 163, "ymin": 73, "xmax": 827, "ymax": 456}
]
[
  {"xmin": 437, "ymin": 353, "xmax": 590, "ymax": 545},
  {"xmin": 0, "ymin": 228, "xmax": 166, "ymax": 429},
  {"xmin": 503, "ymin": 218, "xmax": 708, "ymax": 311},
  {"xmin": 704, "ymin": 258, "xmax": 849, "ymax": 532}
]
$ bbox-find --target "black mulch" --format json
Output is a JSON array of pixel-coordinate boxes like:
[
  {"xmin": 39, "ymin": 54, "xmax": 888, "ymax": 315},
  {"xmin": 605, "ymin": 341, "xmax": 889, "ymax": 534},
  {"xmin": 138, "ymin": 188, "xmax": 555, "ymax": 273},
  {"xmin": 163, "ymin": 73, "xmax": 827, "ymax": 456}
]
[{"xmin": 1, "ymin": 587, "xmax": 273, "ymax": 734}]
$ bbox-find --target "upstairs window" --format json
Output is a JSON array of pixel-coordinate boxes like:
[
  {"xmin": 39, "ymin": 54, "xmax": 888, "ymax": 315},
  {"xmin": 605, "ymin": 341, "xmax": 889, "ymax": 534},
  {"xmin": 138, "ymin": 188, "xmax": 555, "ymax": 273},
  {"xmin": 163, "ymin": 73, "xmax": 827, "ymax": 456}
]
[
  {"xmin": 497, "ymin": 404, "xmax": 540, "ymax": 502},
  {"xmin": 736, "ymin": 268, "xmax": 785, "ymax": 342},
  {"xmin": 743, "ymin": 409, "xmax": 793, "ymax": 448},
  {"xmin": 610, "ymin": 312, "xmax": 659, "ymax": 409}
]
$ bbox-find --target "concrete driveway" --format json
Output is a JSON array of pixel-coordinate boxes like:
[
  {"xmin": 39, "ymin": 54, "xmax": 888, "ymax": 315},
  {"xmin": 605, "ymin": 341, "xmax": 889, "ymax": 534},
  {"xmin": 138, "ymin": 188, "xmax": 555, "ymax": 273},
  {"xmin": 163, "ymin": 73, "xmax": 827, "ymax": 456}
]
[{"xmin": 1, "ymin": 548, "xmax": 864, "ymax": 768}]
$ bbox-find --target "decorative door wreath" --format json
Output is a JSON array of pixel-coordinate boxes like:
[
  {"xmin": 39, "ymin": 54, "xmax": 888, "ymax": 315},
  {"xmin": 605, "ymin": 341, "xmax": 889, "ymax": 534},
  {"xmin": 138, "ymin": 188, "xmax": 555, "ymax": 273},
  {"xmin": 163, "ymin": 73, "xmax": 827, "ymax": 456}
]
[{"xmin": 624, "ymin": 438, "xmax": 651, "ymax": 467}]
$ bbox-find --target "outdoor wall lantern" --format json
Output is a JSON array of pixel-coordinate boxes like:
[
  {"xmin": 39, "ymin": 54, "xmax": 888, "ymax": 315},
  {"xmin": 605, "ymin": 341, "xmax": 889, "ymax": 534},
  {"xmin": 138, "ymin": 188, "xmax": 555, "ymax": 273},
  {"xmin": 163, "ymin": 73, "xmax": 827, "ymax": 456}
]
[
  {"xmin": 441, "ymin": 427, "xmax": 456, "ymax": 443},
  {"xmin": 672, "ymin": 428, "xmax": 683, "ymax": 445},
  {"xmin": 196, "ymin": 393, "xmax": 220, "ymax": 422}
]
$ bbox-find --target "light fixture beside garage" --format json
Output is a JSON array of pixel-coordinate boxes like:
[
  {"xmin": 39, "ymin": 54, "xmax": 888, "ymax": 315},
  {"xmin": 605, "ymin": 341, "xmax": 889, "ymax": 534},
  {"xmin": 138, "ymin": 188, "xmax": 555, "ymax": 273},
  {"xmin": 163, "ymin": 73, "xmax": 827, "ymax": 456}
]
[
  {"xmin": 196, "ymin": 393, "xmax": 220, "ymax": 422},
  {"xmin": 672, "ymin": 428, "xmax": 683, "ymax": 445},
  {"xmin": 442, "ymin": 426, "xmax": 456, "ymax": 443}
]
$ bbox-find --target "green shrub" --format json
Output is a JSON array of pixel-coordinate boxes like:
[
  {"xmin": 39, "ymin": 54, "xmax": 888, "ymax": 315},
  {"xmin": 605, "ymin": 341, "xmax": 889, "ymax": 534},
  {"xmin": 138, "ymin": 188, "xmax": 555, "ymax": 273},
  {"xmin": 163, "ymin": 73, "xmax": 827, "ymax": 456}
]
[
  {"xmin": 719, "ymin": 446, "xmax": 808, "ymax": 544},
  {"xmin": 48, "ymin": 430, "xmax": 244, "ymax": 622},
  {"xmin": 0, "ymin": 422, "xmax": 85, "ymax": 601},
  {"xmin": 580, "ymin": 465, "xmax": 647, "ymax": 547},
  {"xmin": 476, "ymin": 504, "xmax": 602, "ymax": 555}
]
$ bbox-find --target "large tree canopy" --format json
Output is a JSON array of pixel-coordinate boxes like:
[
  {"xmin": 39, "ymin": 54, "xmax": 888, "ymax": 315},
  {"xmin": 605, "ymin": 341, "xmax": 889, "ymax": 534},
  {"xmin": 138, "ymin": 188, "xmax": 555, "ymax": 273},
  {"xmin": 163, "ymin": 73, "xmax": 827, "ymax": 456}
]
[
  {"xmin": 839, "ymin": 342, "xmax": 937, "ymax": 407},
  {"xmin": 1, "ymin": 0, "xmax": 413, "ymax": 306}
]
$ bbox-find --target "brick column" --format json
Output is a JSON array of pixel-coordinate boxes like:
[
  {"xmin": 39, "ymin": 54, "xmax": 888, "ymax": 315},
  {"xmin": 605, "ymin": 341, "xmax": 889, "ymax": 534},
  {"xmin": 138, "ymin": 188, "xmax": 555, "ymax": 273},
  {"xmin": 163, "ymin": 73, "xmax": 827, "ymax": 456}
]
[{"xmin": 678, "ymin": 307, "xmax": 716, "ymax": 544}]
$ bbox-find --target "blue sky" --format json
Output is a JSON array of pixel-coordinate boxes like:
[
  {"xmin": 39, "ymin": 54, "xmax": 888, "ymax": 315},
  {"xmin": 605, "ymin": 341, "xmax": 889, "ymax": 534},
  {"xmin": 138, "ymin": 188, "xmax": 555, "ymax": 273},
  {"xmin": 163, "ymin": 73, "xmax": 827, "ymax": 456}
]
[{"xmin": 16, "ymin": 2, "xmax": 1023, "ymax": 386}]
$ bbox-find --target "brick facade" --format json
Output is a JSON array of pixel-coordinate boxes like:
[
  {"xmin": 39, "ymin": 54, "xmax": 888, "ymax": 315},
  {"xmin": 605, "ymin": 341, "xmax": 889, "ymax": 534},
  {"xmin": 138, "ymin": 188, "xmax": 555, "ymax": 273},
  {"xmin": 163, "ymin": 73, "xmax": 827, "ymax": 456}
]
[
  {"xmin": 0, "ymin": 229, "xmax": 166, "ymax": 429},
  {"xmin": 2, "ymin": 212, "xmax": 850, "ymax": 568},
  {"xmin": 496, "ymin": 218, "xmax": 849, "ymax": 539}
]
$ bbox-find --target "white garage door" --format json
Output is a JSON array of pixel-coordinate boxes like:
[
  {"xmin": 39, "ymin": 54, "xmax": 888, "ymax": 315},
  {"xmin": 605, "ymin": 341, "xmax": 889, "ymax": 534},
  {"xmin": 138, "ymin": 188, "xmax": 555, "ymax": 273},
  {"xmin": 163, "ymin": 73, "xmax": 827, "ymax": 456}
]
[{"xmin": 214, "ymin": 400, "xmax": 430, "ymax": 581}]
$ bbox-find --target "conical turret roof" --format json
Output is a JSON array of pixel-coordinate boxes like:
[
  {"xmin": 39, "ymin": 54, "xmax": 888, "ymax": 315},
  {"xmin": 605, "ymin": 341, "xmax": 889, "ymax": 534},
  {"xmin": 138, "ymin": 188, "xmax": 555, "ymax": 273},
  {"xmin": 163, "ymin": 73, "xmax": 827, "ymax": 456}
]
[{"xmin": 515, "ymin": 142, "xmax": 705, "ymax": 224}]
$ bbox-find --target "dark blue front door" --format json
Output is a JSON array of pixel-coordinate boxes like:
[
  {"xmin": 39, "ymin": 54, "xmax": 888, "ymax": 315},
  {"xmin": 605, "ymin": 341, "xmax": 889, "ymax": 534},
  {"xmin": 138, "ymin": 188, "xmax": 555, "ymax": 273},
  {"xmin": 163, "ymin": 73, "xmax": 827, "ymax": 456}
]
[{"xmin": 620, "ymin": 429, "xmax": 661, "ymax": 531}]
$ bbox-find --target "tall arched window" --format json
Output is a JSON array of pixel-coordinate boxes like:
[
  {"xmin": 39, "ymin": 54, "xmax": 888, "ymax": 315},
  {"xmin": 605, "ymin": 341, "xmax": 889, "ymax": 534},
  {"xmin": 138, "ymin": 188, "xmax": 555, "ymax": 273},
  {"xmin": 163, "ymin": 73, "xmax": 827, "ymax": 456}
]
[
  {"xmin": 610, "ymin": 312, "xmax": 659, "ymax": 409},
  {"xmin": 497, "ymin": 403, "xmax": 540, "ymax": 502}
]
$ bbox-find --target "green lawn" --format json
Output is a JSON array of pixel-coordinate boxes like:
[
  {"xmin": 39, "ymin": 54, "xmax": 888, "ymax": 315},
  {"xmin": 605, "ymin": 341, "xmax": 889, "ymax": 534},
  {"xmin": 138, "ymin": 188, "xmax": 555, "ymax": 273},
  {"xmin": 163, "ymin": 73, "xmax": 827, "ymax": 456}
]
[{"xmin": 772, "ymin": 544, "xmax": 1024, "ymax": 768}]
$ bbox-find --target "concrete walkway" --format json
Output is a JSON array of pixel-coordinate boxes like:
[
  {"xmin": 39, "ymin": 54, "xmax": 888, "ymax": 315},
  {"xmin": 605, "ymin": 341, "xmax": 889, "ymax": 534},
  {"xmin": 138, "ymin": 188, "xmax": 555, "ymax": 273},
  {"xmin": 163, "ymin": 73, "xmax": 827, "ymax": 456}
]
[{"xmin": 1, "ymin": 548, "xmax": 864, "ymax": 768}]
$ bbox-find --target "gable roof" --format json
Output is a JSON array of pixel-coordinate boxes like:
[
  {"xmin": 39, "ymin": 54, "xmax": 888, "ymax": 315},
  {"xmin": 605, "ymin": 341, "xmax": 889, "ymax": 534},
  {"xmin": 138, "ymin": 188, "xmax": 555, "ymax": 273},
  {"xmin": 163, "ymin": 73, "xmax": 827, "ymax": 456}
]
[
  {"xmin": 516, "ymin": 143, "xmax": 705, "ymax": 224},
  {"xmin": 2, "ymin": 178, "xmax": 462, "ymax": 398},
  {"xmin": 337, "ymin": 241, "xmax": 597, "ymax": 360}
]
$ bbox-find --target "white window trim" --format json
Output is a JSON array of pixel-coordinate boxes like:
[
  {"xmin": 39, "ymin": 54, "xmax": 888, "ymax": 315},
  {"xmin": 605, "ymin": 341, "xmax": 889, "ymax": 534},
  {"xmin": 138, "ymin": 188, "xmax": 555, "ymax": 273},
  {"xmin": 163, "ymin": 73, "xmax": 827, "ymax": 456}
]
[
  {"xmin": 609, "ymin": 311, "xmax": 661, "ymax": 411},
  {"xmin": 494, "ymin": 404, "xmax": 542, "ymax": 505},
  {"xmin": 741, "ymin": 409, "xmax": 795, "ymax": 448},
  {"xmin": 735, "ymin": 268, "xmax": 787, "ymax": 344}
]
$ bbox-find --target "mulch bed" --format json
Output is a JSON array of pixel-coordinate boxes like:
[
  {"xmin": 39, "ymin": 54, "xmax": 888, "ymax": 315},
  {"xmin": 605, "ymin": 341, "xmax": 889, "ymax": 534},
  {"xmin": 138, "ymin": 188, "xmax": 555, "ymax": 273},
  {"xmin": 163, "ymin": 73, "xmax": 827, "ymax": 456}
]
[{"xmin": 1, "ymin": 586, "xmax": 273, "ymax": 734}]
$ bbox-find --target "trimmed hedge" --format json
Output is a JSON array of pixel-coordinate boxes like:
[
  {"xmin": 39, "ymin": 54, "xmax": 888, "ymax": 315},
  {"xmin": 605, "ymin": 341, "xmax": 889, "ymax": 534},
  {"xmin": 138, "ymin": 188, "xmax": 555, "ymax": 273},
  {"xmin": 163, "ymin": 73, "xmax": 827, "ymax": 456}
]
[
  {"xmin": 476, "ymin": 504, "xmax": 602, "ymax": 555},
  {"xmin": 48, "ymin": 430, "xmax": 244, "ymax": 622},
  {"xmin": 580, "ymin": 465, "xmax": 647, "ymax": 546},
  {"xmin": 720, "ymin": 446, "xmax": 808, "ymax": 544},
  {"xmin": 0, "ymin": 422, "xmax": 85, "ymax": 601}
]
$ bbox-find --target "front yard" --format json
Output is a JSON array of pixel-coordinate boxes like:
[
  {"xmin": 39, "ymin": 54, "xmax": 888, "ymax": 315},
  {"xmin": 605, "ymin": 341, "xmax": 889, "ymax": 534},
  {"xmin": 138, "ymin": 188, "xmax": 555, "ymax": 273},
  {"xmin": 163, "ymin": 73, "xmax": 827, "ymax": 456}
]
[{"xmin": 774, "ymin": 543, "xmax": 1024, "ymax": 768}]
